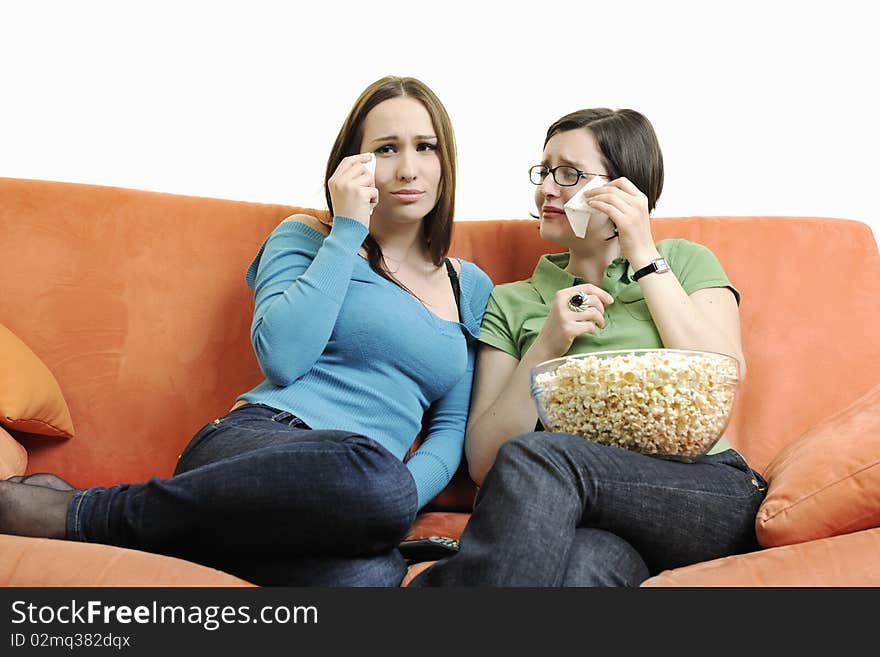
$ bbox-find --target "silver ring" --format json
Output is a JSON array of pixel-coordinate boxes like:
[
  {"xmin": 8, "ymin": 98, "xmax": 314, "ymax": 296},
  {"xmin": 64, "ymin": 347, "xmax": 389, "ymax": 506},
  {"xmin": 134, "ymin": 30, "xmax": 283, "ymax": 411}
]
[{"xmin": 567, "ymin": 293, "xmax": 590, "ymax": 312}]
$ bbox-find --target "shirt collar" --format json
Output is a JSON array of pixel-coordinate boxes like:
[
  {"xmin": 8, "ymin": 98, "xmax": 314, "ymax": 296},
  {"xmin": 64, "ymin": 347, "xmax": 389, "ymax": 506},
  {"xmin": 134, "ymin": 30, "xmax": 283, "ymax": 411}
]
[{"xmin": 531, "ymin": 252, "xmax": 632, "ymax": 304}]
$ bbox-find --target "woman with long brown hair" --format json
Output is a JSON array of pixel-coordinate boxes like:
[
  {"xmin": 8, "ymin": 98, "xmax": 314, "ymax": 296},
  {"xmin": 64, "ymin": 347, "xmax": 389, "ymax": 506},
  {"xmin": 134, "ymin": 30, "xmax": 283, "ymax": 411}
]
[{"xmin": 0, "ymin": 76, "xmax": 492, "ymax": 587}]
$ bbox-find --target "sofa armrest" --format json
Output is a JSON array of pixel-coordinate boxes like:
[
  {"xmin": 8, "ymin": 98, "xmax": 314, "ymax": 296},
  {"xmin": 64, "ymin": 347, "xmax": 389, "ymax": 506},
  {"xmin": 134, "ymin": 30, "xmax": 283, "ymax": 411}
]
[{"xmin": 641, "ymin": 526, "xmax": 880, "ymax": 586}]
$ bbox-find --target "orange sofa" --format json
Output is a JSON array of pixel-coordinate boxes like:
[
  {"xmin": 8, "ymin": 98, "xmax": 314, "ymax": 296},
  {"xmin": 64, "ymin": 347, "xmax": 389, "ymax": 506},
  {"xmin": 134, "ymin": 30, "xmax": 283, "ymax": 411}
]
[{"xmin": 2, "ymin": 177, "xmax": 879, "ymax": 587}]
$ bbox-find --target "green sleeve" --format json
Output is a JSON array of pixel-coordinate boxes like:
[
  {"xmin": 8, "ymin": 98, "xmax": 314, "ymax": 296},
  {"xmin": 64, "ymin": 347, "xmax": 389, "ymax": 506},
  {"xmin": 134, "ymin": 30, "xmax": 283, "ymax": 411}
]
[
  {"xmin": 666, "ymin": 240, "xmax": 741, "ymax": 305},
  {"xmin": 478, "ymin": 291, "xmax": 521, "ymax": 358}
]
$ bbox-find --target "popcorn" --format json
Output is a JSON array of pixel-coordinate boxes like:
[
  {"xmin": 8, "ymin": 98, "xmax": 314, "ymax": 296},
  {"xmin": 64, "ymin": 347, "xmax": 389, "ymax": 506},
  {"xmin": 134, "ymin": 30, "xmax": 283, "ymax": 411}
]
[{"xmin": 531, "ymin": 350, "xmax": 739, "ymax": 459}]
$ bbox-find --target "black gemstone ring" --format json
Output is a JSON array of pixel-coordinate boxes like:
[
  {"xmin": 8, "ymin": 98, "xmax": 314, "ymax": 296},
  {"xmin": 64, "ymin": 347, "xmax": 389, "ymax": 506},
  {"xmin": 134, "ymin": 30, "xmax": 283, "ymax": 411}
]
[{"xmin": 567, "ymin": 293, "xmax": 589, "ymax": 312}]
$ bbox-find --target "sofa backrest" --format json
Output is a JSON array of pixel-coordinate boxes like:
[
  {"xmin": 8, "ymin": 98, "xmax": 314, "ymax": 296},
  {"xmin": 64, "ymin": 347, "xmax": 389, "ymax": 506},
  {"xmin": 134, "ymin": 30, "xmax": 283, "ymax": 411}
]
[
  {"xmin": 2, "ymin": 178, "xmax": 879, "ymax": 498},
  {"xmin": 2, "ymin": 178, "xmax": 291, "ymax": 486},
  {"xmin": 451, "ymin": 217, "xmax": 880, "ymax": 477}
]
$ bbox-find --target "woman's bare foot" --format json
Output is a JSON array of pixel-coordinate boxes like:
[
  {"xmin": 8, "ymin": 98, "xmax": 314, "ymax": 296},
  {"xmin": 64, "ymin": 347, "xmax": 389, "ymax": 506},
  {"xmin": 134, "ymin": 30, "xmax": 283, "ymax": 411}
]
[
  {"xmin": 0, "ymin": 479, "xmax": 73, "ymax": 539},
  {"xmin": 6, "ymin": 473, "xmax": 75, "ymax": 491}
]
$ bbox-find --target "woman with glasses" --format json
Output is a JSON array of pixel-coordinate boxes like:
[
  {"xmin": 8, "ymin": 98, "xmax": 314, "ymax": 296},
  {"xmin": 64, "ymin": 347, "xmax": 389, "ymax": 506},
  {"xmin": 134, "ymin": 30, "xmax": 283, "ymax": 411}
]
[
  {"xmin": 411, "ymin": 108, "xmax": 766, "ymax": 587},
  {"xmin": 0, "ymin": 76, "xmax": 493, "ymax": 587}
]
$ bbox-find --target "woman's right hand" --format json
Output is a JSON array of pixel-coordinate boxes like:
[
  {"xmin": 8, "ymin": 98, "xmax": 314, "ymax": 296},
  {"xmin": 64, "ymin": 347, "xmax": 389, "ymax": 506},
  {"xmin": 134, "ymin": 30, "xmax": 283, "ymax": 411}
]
[
  {"xmin": 529, "ymin": 284, "xmax": 614, "ymax": 361},
  {"xmin": 327, "ymin": 153, "xmax": 378, "ymax": 228}
]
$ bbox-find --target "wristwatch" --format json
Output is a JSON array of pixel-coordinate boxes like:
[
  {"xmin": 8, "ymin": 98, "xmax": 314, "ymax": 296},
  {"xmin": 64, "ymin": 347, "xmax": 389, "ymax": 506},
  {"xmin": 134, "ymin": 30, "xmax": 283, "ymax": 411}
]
[{"xmin": 632, "ymin": 257, "xmax": 670, "ymax": 282}]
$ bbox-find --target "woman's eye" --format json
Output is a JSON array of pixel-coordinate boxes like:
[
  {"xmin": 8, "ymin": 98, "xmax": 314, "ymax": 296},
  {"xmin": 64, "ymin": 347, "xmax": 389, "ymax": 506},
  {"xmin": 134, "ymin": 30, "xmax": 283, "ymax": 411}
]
[
  {"xmin": 417, "ymin": 142, "xmax": 438, "ymax": 152},
  {"xmin": 375, "ymin": 145, "xmax": 395, "ymax": 155}
]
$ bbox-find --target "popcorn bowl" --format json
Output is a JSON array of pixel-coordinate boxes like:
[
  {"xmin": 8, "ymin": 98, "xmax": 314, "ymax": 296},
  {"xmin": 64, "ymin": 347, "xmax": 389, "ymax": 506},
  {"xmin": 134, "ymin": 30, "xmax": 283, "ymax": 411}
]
[{"xmin": 530, "ymin": 349, "xmax": 740, "ymax": 461}]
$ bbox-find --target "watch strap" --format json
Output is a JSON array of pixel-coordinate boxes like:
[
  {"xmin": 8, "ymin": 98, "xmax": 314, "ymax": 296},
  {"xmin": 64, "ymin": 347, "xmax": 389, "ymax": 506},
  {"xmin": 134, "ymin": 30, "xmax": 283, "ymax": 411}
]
[{"xmin": 632, "ymin": 258, "xmax": 669, "ymax": 282}]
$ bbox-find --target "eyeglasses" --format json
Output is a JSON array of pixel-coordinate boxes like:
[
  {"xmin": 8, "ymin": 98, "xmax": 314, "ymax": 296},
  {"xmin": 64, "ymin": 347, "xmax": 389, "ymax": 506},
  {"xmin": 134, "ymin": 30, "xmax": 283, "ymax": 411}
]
[{"xmin": 529, "ymin": 165, "xmax": 610, "ymax": 187}]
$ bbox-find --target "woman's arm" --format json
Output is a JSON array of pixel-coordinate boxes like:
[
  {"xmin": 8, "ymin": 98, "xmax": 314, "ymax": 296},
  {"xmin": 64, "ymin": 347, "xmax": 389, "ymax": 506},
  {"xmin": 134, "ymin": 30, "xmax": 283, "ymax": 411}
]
[
  {"xmin": 639, "ymin": 279, "xmax": 746, "ymax": 378},
  {"xmin": 464, "ymin": 345, "xmax": 538, "ymax": 485},
  {"xmin": 586, "ymin": 177, "xmax": 746, "ymax": 377},
  {"xmin": 248, "ymin": 215, "xmax": 368, "ymax": 386},
  {"xmin": 251, "ymin": 153, "xmax": 377, "ymax": 386}
]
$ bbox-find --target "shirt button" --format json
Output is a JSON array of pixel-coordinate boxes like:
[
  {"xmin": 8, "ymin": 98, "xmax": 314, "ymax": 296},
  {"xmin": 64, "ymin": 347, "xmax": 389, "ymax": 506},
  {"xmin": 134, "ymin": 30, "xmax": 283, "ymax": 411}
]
[{"xmin": 213, "ymin": 418, "xmax": 221, "ymax": 425}]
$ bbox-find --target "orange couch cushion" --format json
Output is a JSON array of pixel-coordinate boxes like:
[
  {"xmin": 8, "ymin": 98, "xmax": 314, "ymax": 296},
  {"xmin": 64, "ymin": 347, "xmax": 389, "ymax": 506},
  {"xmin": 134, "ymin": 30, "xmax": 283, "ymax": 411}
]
[
  {"xmin": 0, "ymin": 535, "xmax": 256, "ymax": 587},
  {"xmin": 406, "ymin": 511, "xmax": 470, "ymax": 540},
  {"xmin": 642, "ymin": 527, "xmax": 880, "ymax": 586},
  {"xmin": 0, "ymin": 425, "xmax": 27, "ymax": 478},
  {"xmin": 755, "ymin": 382, "xmax": 880, "ymax": 548},
  {"xmin": 0, "ymin": 323, "xmax": 74, "ymax": 438}
]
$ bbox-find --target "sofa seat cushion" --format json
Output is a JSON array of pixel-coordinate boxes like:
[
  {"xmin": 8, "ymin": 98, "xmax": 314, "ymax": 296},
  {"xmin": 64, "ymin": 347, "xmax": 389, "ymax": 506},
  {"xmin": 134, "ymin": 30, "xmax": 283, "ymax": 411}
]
[
  {"xmin": 0, "ymin": 323, "xmax": 75, "ymax": 438},
  {"xmin": 0, "ymin": 535, "xmax": 255, "ymax": 586},
  {"xmin": 406, "ymin": 511, "xmax": 470, "ymax": 541},
  {"xmin": 642, "ymin": 526, "xmax": 880, "ymax": 586},
  {"xmin": 755, "ymin": 382, "xmax": 880, "ymax": 548}
]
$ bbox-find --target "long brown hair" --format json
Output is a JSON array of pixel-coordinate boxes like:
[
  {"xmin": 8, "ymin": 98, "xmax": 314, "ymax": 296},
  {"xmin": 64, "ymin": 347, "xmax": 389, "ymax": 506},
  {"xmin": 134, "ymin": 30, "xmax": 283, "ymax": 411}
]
[
  {"xmin": 545, "ymin": 108, "xmax": 664, "ymax": 212},
  {"xmin": 324, "ymin": 76, "xmax": 457, "ymax": 286}
]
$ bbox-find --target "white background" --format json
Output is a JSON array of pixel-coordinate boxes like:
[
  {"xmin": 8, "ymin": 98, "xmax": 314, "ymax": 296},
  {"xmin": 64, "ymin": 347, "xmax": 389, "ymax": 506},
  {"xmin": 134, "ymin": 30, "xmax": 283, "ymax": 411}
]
[{"xmin": 2, "ymin": 0, "xmax": 877, "ymax": 243}]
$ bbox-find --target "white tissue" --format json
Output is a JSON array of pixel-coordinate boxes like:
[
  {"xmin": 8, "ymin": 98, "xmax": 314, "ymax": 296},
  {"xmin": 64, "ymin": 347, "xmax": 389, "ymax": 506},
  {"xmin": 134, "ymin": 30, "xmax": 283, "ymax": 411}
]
[
  {"xmin": 362, "ymin": 152, "xmax": 376, "ymax": 178},
  {"xmin": 563, "ymin": 176, "xmax": 609, "ymax": 238}
]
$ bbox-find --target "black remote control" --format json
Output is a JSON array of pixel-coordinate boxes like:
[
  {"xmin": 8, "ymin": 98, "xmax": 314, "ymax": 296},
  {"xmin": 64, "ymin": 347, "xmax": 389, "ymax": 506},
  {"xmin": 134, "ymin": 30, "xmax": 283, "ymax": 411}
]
[{"xmin": 398, "ymin": 536, "xmax": 461, "ymax": 563}]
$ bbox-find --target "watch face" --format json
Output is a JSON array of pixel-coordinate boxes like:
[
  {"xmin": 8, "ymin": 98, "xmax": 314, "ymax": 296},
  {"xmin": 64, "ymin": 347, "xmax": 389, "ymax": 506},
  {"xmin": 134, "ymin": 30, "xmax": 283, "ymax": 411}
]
[{"xmin": 655, "ymin": 259, "xmax": 670, "ymax": 274}]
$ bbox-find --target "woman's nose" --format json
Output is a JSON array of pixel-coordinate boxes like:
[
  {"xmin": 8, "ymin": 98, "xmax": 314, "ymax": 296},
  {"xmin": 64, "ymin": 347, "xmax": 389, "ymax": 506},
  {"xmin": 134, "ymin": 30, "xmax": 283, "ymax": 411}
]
[
  {"xmin": 397, "ymin": 148, "xmax": 417, "ymax": 181},
  {"xmin": 540, "ymin": 174, "xmax": 560, "ymax": 196}
]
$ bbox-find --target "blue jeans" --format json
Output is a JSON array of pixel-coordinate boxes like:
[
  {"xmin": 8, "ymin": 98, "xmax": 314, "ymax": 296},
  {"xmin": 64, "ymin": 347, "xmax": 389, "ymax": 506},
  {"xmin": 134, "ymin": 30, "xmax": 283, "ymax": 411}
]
[
  {"xmin": 411, "ymin": 432, "xmax": 767, "ymax": 587},
  {"xmin": 65, "ymin": 404, "xmax": 418, "ymax": 586}
]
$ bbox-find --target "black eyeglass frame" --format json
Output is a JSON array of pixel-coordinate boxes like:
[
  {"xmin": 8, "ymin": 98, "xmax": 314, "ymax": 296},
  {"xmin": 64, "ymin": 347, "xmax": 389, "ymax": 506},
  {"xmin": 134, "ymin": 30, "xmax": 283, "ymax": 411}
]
[{"xmin": 529, "ymin": 165, "xmax": 610, "ymax": 187}]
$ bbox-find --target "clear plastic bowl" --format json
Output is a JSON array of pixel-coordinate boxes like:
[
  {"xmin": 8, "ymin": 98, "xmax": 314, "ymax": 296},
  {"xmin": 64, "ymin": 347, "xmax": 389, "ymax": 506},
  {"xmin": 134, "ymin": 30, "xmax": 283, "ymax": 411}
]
[{"xmin": 530, "ymin": 348, "xmax": 740, "ymax": 461}]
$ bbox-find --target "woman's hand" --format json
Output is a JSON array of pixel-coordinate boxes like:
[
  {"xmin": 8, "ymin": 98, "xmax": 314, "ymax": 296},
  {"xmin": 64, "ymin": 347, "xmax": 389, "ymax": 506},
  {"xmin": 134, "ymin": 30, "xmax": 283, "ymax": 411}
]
[
  {"xmin": 584, "ymin": 177, "xmax": 659, "ymax": 268},
  {"xmin": 327, "ymin": 153, "xmax": 378, "ymax": 228},
  {"xmin": 529, "ymin": 284, "xmax": 614, "ymax": 361}
]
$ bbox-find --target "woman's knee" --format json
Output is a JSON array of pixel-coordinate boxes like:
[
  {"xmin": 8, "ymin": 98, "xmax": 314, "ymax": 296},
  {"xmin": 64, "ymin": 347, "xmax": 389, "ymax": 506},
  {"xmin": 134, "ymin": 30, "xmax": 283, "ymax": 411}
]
[
  {"xmin": 491, "ymin": 431, "xmax": 597, "ymax": 486},
  {"xmin": 494, "ymin": 431, "xmax": 557, "ymax": 468},
  {"xmin": 496, "ymin": 431, "xmax": 600, "ymax": 464},
  {"xmin": 477, "ymin": 432, "xmax": 589, "ymax": 512}
]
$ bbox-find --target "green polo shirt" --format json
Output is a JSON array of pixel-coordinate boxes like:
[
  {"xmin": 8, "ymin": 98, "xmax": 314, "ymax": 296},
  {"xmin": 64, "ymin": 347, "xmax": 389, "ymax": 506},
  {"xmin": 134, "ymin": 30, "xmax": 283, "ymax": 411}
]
[{"xmin": 481, "ymin": 238, "xmax": 740, "ymax": 455}]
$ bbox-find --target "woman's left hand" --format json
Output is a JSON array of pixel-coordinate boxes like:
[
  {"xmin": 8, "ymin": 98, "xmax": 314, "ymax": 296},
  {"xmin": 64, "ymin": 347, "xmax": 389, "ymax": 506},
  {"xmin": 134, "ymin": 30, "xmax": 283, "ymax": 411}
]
[{"xmin": 584, "ymin": 177, "xmax": 659, "ymax": 266}]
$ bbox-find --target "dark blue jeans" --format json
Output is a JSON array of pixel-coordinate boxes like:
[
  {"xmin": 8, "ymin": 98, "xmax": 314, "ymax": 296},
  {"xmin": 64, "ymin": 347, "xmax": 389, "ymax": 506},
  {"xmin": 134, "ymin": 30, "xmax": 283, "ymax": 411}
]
[
  {"xmin": 65, "ymin": 404, "xmax": 418, "ymax": 586},
  {"xmin": 412, "ymin": 431, "xmax": 767, "ymax": 587}
]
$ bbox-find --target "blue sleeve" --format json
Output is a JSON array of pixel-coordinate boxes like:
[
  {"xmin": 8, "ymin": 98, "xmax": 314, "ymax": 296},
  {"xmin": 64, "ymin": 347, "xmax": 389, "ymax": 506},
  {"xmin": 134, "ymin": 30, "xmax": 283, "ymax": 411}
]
[
  {"xmin": 246, "ymin": 216, "xmax": 369, "ymax": 386},
  {"xmin": 405, "ymin": 264, "xmax": 494, "ymax": 508}
]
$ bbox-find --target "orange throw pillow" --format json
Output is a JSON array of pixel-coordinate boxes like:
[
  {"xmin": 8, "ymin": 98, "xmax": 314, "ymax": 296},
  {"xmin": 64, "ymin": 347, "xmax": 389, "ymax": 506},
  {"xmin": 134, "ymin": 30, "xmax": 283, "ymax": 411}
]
[
  {"xmin": 0, "ymin": 323, "xmax": 75, "ymax": 438},
  {"xmin": 0, "ymin": 425, "xmax": 27, "ymax": 478},
  {"xmin": 756, "ymin": 382, "xmax": 880, "ymax": 547}
]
